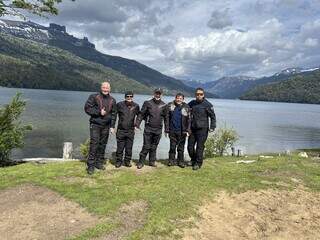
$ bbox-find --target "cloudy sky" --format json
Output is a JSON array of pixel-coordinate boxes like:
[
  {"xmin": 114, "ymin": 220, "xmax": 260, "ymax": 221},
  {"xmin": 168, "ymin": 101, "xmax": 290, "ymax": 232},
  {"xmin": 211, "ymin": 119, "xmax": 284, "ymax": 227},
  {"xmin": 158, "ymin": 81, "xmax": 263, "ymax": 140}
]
[{"xmin": 22, "ymin": 0, "xmax": 320, "ymax": 81}]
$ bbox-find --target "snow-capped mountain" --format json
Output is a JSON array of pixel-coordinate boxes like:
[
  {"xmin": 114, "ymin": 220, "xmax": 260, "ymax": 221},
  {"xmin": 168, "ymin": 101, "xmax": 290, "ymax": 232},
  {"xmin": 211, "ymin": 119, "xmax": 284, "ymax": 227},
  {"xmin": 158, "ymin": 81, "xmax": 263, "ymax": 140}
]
[{"xmin": 275, "ymin": 67, "xmax": 319, "ymax": 76}]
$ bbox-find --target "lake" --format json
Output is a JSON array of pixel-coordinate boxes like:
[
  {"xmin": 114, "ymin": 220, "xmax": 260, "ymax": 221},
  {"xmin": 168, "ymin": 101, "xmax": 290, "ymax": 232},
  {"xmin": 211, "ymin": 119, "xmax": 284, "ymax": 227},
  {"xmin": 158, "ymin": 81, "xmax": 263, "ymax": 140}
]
[{"xmin": 1, "ymin": 87, "xmax": 320, "ymax": 159}]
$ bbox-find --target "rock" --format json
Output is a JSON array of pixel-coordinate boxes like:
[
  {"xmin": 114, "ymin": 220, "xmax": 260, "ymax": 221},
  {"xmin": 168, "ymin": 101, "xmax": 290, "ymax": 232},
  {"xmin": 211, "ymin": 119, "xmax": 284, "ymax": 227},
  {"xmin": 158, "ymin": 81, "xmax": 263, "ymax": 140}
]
[
  {"xmin": 236, "ymin": 160, "xmax": 256, "ymax": 164},
  {"xmin": 298, "ymin": 152, "xmax": 309, "ymax": 158}
]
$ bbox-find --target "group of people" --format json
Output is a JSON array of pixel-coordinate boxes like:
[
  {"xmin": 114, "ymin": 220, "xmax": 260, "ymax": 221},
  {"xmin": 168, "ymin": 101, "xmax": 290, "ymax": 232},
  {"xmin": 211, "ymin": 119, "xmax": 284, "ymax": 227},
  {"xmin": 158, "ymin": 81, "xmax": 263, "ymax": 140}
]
[{"xmin": 84, "ymin": 82, "xmax": 216, "ymax": 175}]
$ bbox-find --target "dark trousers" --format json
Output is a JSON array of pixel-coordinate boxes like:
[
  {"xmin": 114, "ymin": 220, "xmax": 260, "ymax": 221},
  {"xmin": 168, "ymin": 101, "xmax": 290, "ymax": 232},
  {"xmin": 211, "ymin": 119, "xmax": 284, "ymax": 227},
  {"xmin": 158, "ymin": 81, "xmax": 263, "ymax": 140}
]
[
  {"xmin": 116, "ymin": 129, "xmax": 135, "ymax": 164},
  {"xmin": 169, "ymin": 131, "xmax": 186, "ymax": 163},
  {"xmin": 187, "ymin": 128, "xmax": 208, "ymax": 167},
  {"xmin": 87, "ymin": 124, "xmax": 109, "ymax": 167},
  {"xmin": 139, "ymin": 130, "xmax": 162, "ymax": 163}
]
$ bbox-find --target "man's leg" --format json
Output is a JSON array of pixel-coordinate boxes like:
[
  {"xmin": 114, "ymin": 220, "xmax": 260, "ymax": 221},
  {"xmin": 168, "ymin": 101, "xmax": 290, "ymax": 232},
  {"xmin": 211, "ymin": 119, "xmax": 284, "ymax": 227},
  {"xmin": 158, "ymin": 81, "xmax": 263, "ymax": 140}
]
[
  {"xmin": 168, "ymin": 132, "xmax": 178, "ymax": 166},
  {"xmin": 177, "ymin": 133, "xmax": 186, "ymax": 168},
  {"xmin": 124, "ymin": 130, "xmax": 134, "ymax": 167},
  {"xmin": 195, "ymin": 128, "xmax": 208, "ymax": 168},
  {"xmin": 96, "ymin": 126, "xmax": 110, "ymax": 169},
  {"xmin": 138, "ymin": 131, "xmax": 152, "ymax": 168},
  {"xmin": 115, "ymin": 130, "xmax": 126, "ymax": 168},
  {"xmin": 149, "ymin": 132, "xmax": 161, "ymax": 166},
  {"xmin": 187, "ymin": 131, "xmax": 196, "ymax": 166},
  {"xmin": 87, "ymin": 124, "xmax": 101, "ymax": 174}
]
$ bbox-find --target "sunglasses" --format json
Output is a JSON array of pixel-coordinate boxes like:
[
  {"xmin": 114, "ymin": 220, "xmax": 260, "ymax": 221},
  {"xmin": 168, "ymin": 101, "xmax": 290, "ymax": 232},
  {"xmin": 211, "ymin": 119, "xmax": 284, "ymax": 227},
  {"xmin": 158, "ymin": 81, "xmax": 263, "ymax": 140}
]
[
  {"xmin": 126, "ymin": 95, "xmax": 133, "ymax": 98},
  {"xmin": 196, "ymin": 93, "xmax": 204, "ymax": 96}
]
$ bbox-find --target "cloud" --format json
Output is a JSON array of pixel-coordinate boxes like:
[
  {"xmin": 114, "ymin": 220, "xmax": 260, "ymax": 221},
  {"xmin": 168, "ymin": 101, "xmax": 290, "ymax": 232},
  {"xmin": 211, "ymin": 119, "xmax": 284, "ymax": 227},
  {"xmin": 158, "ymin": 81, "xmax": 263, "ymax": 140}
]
[{"xmin": 207, "ymin": 9, "xmax": 232, "ymax": 29}]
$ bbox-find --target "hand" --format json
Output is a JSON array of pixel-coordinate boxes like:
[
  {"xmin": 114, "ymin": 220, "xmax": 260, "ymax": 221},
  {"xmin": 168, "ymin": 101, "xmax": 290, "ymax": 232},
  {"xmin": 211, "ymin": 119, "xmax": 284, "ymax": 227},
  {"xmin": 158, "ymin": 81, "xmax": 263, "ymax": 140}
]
[
  {"xmin": 110, "ymin": 128, "xmax": 115, "ymax": 135},
  {"xmin": 209, "ymin": 128, "xmax": 215, "ymax": 133},
  {"xmin": 101, "ymin": 108, "xmax": 106, "ymax": 116},
  {"xmin": 185, "ymin": 132, "xmax": 190, "ymax": 137}
]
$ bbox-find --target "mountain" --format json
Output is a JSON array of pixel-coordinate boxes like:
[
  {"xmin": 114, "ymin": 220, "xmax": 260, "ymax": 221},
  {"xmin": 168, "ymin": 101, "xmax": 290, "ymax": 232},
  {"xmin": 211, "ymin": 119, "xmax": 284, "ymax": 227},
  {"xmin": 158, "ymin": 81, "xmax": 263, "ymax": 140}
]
[
  {"xmin": 240, "ymin": 69, "xmax": 320, "ymax": 104},
  {"xmin": 202, "ymin": 76, "xmax": 257, "ymax": 99},
  {"xmin": 0, "ymin": 19, "xmax": 198, "ymax": 96},
  {"xmin": 0, "ymin": 32, "xmax": 151, "ymax": 93}
]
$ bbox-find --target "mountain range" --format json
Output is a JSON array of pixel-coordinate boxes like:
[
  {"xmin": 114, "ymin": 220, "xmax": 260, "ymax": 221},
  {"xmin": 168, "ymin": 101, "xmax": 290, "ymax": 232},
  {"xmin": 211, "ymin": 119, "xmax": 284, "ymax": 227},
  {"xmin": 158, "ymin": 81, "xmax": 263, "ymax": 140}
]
[{"xmin": 0, "ymin": 19, "xmax": 208, "ymax": 96}]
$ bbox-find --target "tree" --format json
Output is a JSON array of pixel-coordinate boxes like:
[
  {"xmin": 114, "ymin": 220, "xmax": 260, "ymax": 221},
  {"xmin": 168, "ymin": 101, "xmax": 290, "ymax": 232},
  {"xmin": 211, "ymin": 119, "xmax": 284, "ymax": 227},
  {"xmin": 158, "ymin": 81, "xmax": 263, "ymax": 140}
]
[
  {"xmin": 0, "ymin": 93, "xmax": 32, "ymax": 165},
  {"xmin": 0, "ymin": 0, "xmax": 74, "ymax": 17}
]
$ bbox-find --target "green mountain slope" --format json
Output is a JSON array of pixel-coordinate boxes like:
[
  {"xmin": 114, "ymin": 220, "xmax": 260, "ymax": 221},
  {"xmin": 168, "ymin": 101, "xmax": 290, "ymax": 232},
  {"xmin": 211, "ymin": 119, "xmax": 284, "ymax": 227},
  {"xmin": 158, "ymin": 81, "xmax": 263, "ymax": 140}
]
[
  {"xmin": 240, "ymin": 70, "xmax": 320, "ymax": 104},
  {"xmin": 0, "ymin": 33, "xmax": 151, "ymax": 93}
]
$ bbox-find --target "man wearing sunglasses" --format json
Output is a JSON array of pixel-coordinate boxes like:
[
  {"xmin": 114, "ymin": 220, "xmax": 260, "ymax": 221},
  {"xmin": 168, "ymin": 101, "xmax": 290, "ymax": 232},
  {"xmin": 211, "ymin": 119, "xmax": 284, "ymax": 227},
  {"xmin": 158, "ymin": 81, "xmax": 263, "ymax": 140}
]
[
  {"xmin": 135, "ymin": 88, "xmax": 167, "ymax": 169},
  {"xmin": 115, "ymin": 91, "xmax": 140, "ymax": 168},
  {"xmin": 187, "ymin": 88, "xmax": 216, "ymax": 170}
]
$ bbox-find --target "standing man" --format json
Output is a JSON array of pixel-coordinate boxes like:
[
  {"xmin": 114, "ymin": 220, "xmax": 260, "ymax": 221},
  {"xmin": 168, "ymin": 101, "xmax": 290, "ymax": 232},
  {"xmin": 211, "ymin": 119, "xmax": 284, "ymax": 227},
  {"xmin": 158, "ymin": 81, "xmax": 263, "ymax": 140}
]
[
  {"xmin": 188, "ymin": 88, "xmax": 216, "ymax": 170},
  {"xmin": 115, "ymin": 91, "xmax": 140, "ymax": 168},
  {"xmin": 165, "ymin": 93, "xmax": 190, "ymax": 168},
  {"xmin": 135, "ymin": 88, "xmax": 167, "ymax": 169},
  {"xmin": 84, "ymin": 82, "xmax": 117, "ymax": 175}
]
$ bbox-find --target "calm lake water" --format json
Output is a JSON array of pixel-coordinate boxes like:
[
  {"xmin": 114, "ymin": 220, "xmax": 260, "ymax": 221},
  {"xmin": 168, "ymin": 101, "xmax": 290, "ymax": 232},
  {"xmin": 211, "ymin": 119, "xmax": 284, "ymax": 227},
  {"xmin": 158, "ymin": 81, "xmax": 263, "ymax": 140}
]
[{"xmin": 1, "ymin": 87, "xmax": 320, "ymax": 159}]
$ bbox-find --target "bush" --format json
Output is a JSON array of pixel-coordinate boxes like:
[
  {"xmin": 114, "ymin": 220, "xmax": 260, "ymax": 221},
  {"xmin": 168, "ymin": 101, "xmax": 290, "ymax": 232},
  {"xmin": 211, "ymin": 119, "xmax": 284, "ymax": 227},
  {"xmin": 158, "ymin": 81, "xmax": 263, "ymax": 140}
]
[
  {"xmin": 205, "ymin": 126, "xmax": 239, "ymax": 158},
  {"xmin": 0, "ymin": 93, "xmax": 32, "ymax": 165},
  {"xmin": 80, "ymin": 138, "xmax": 90, "ymax": 160}
]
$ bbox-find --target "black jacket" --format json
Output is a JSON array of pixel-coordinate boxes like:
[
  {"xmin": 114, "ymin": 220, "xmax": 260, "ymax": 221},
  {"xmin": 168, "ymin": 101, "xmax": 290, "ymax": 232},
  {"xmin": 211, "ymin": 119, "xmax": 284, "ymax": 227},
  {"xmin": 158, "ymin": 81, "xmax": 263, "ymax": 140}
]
[
  {"xmin": 165, "ymin": 101, "xmax": 191, "ymax": 134},
  {"xmin": 188, "ymin": 99, "xmax": 216, "ymax": 130},
  {"xmin": 84, "ymin": 92, "xmax": 117, "ymax": 128},
  {"xmin": 136, "ymin": 98, "xmax": 167, "ymax": 133},
  {"xmin": 116, "ymin": 101, "xmax": 140, "ymax": 130}
]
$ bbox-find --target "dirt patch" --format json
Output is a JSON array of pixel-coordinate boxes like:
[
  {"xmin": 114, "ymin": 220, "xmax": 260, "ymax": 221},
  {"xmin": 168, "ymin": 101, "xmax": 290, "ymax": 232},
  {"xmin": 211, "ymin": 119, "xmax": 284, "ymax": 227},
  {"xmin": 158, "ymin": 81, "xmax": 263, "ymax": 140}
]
[
  {"xmin": 183, "ymin": 186, "xmax": 320, "ymax": 240},
  {"xmin": 0, "ymin": 184, "xmax": 99, "ymax": 240},
  {"xmin": 96, "ymin": 200, "xmax": 149, "ymax": 240}
]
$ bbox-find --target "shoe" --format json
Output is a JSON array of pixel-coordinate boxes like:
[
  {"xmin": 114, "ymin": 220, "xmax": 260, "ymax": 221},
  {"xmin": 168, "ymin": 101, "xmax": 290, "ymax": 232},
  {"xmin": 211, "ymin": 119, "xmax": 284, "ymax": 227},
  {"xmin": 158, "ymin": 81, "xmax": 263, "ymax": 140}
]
[
  {"xmin": 124, "ymin": 162, "xmax": 132, "ymax": 167},
  {"xmin": 87, "ymin": 166, "xmax": 95, "ymax": 175},
  {"xmin": 185, "ymin": 161, "xmax": 193, "ymax": 167},
  {"xmin": 178, "ymin": 161, "xmax": 185, "ymax": 168},
  {"xmin": 137, "ymin": 162, "xmax": 144, "ymax": 169},
  {"xmin": 115, "ymin": 162, "xmax": 122, "ymax": 168},
  {"xmin": 168, "ymin": 160, "xmax": 174, "ymax": 166},
  {"xmin": 149, "ymin": 162, "xmax": 157, "ymax": 167},
  {"xmin": 95, "ymin": 164, "xmax": 106, "ymax": 170},
  {"xmin": 192, "ymin": 164, "xmax": 200, "ymax": 171}
]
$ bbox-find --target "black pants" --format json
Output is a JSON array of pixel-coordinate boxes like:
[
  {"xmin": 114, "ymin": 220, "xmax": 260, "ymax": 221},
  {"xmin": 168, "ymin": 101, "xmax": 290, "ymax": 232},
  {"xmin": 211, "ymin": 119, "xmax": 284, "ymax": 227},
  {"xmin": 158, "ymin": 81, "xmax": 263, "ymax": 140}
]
[
  {"xmin": 87, "ymin": 124, "xmax": 109, "ymax": 167},
  {"xmin": 139, "ymin": 130, "xmax": 162, "ymax": 163},
  {"xmin": 187, "ymin": 128, "xmax": 208, "ymax": 167},
  {"xmin": 169, "ymin": 131, "xmax": 186, "ymax": 163},
  {"xmin": 116, "ymin": 129, "xmax": 135, "ymax": 164}
]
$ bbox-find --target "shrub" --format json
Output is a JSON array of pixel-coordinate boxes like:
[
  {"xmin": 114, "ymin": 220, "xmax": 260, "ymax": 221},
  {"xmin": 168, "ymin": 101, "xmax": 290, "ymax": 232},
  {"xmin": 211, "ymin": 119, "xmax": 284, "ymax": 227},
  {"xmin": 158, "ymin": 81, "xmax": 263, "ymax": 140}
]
[
  {"xmin": 205, "ymin": 126, "xmax": 239, "ymax": 158},
  {"xmin": 80, "ymin": 138, "xmax": 90, "ymax": 160},
  {"xmin": 0, "ymin": 93, "xmax": 32, "ymax": 165}
]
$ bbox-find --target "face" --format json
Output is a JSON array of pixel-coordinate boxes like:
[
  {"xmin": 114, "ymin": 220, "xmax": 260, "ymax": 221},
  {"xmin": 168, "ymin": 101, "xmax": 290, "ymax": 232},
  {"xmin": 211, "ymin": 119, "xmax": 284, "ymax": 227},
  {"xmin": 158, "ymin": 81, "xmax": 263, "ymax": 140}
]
[
  {"xmin": 101, "ymin": 82, "xmax": 110, "ymax": 95},
  {"xmin": 154, "ymin": 92, "xmax": 162, "ymax": 100},
  {"xmin": 195, "ymin": 90, "xmax": 204, "ymax": 101},
  {"xmin": 175, "ymin": 95, "xmax": 184, "ymax": 105},
  {"xmin": 125, "ymin": 94, "xmax": 134, "ymax": 103}
]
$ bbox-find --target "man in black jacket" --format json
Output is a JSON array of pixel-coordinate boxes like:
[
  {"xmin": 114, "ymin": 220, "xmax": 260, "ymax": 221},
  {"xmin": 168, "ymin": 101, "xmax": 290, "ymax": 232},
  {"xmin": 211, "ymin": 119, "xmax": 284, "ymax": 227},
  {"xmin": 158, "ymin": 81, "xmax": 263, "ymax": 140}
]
[
  {"xmin": 84, "ymin": 82, "xmax": 117, "ymax": 175},
  {"xmin": 188, "ymin": 88, "xmax": 216, "ymax": 170},
  {"xmin": 135, "ymin": 88, "xmax": 167, "ymax": 169},
  {"xmin": 165, "ymin": 93, "xmax": 191, "ymax": 168},
  {"xmin": 115, "ymin": 91, "xmax": 140, "ymax": 168}
]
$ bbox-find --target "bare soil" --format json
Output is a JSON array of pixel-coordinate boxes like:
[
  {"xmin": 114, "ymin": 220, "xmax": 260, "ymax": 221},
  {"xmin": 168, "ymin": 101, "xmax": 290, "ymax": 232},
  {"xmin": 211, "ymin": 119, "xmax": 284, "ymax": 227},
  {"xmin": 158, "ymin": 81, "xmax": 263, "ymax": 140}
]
[
  {"xmin": 0, "ymin": 184, "xmax": 99, "ymax": 240},
  {"xmin": 183, "ymin": 186, "xmax": 320, "ymax": 240}
]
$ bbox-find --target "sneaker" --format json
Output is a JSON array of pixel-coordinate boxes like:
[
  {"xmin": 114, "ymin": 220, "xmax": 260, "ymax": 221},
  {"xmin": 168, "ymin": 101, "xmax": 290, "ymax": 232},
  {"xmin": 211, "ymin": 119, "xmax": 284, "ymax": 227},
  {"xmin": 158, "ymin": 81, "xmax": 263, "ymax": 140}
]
[
  {"xmin": 178, "ymin": 161, "xmax": 186, "ymax": 168},
  {"xmin": 192, "ymin": 164, "xmax": 200, "ymax": 171},
  {"xmin": 167, "ymin": 160, "xmax": 174, "ymax": 166},
  {"xmin": 124, "ymin": 162, "xmax": 132, "ymax": 167},
  {"xmin": 87, "ymin": 166, "xmax": 95, "ymax": 175},
  {"xmin": 149, "ymin": 161, "xmax": 157, "ymax": 167}
]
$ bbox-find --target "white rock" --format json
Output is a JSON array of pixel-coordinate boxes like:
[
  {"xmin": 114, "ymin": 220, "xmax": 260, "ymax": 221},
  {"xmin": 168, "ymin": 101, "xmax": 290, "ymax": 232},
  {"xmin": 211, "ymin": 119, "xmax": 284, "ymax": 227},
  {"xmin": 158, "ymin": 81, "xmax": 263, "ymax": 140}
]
[{"xmin": 298, "ymin": 152, "xmax": 309, "ymax": 158}]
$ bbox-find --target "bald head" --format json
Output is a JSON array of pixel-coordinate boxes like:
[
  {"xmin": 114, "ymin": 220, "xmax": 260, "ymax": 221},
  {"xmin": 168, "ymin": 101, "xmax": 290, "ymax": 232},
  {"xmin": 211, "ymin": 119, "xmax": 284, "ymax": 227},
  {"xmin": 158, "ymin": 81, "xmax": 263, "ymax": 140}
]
[{"xmin": 101, "ymin": 82, "xmax": 110, "ymax": 95}]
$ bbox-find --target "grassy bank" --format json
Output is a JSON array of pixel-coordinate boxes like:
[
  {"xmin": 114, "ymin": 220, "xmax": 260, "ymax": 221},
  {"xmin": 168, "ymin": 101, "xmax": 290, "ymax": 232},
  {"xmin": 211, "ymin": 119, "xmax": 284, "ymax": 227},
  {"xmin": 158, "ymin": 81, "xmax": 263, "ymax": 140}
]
[{"xmin": 1, "ymin": 151, "xmax": 320, "ymax": 239}]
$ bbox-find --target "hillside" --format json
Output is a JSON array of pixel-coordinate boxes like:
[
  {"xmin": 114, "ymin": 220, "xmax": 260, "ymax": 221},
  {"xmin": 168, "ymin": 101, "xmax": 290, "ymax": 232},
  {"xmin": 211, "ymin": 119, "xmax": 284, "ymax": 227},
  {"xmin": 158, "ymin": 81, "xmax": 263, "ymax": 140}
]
[
  {"xmin": 0, "ymin": 33, "xmax": 151, "ymax": 93},
  {"xmin": 240, "ymin": 69, "xmax": 320, "ymax": 104},
  {"xmin": 0, "ymin": 19, "xmax": 198, "ymax": 96}
]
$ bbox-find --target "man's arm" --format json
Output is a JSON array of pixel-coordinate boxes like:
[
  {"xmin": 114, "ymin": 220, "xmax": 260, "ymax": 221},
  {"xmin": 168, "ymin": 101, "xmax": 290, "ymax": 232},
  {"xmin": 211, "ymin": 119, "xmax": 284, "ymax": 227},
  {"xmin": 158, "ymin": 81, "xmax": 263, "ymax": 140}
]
[
  {"xmin": 164, "ymin": 104, "xmax": 170, "ymax": 133},
  {"xmin": 84, "ymin": 94, "xmax": 100, "ymax": 117},
  {"xmin": 110, "ymin": 98, "xmax": 117, "ymax": 128},
  {"xmin": 207, "ymin": 103, "xmax": 216, "ymax": 131},
  {"xmin": 135, "ymin": 101, "xmax": 148, "ymax": 128}
]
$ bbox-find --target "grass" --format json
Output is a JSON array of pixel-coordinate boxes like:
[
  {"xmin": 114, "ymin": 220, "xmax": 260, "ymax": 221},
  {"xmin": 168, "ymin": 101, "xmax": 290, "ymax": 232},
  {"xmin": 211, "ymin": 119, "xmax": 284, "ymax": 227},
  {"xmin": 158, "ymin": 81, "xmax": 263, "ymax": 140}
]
[{"xmin": 1, "ymin": 151, "xmax": 320, "ymax": 239}]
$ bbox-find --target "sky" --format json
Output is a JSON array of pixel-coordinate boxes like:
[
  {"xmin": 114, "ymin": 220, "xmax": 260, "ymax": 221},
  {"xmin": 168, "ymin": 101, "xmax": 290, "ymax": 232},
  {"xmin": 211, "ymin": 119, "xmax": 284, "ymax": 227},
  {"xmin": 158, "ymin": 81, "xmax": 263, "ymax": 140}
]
[{"xmin": 11, "ymin": 0, "xmax": 320, "ymax": 82}]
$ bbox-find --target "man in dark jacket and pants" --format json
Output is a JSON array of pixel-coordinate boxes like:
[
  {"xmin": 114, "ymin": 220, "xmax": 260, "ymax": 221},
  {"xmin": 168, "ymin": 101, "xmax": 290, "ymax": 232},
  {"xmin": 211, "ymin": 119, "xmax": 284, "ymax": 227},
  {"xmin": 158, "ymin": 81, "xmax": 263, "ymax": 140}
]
[
  {"xmin": 135, "ymin": 88, "xmax": 167, "ymax": 169},
  {"xmin": 165, "ymin": 93, "xmax": 191, "ymax": 168},
  {"xmin": 188, "ymin": 88, "xmax": 216, "ymax": 170},
  {"xmin": 84, "ymin": 82, "xmax": 117, "ymax": 175},
  {"xmin": 115, "ymin": 91, "xmax": 140, "ymax": 168}
]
